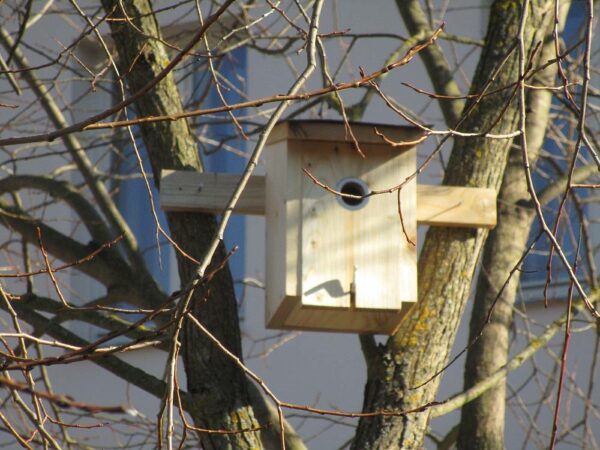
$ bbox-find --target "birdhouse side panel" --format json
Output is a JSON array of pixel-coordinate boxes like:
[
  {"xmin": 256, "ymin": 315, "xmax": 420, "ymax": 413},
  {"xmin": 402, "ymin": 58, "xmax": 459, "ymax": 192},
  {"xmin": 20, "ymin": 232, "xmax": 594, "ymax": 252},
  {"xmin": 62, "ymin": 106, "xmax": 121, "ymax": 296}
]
[{"xmin": 265, "ymin": 140, "xmax": 303, "ymax": 323}]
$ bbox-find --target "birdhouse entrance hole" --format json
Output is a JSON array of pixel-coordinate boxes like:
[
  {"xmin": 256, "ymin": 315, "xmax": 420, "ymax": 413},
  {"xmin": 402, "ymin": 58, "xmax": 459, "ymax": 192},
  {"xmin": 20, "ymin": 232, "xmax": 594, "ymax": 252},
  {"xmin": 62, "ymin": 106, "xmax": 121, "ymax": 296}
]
[{"xmin": 336, "ymin": 177, "xmax": 369, "ymax": 210}]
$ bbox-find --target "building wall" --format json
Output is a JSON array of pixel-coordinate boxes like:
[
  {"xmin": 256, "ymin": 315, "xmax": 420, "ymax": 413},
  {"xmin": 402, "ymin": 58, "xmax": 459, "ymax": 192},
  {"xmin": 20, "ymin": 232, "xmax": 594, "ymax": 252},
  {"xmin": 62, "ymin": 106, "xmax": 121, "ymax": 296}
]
[{"xmin": 0, "ymin": 1, "xmax": 598, "ymax": 449}]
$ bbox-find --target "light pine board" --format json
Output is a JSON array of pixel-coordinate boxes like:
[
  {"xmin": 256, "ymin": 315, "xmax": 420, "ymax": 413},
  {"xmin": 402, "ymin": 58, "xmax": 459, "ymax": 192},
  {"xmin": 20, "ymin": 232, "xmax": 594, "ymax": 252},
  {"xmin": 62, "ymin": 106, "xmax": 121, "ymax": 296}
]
[
  {"xmin": 268, "ymin": 296, "xmax": 414, "ymax": 334},
  {"xmin": 264, "ymin": 140, "xmax": 303, "ymax": 324},
  {"xmin": 296, "ymin": 140, "xmax": 416, "ymax": 310},
  {"xmin": 266, "ymin": 120, "xmax": 428, "ymax": 147},
  {"xmin": 416, "ymin": 185, "xmax": 496, "ymax": 228},
  {"xmin": 160, "ymin": 171, "xmax": 497, "ymax": 229},
  {"xmin": 160, "ymin": 170, "xmax": 265, "ymax": 215}
]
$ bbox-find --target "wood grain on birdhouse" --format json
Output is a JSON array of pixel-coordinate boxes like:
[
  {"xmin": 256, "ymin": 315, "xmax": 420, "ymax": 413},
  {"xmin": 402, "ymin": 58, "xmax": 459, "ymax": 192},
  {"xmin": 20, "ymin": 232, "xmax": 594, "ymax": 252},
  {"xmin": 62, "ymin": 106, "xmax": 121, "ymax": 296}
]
[
  {"xmin": 158, "ymin": 119, "xmax": 498, "ymax": 334},
  {"xmin": 265, "ymin": 121, "xmax": 424, "ymax": 333}
]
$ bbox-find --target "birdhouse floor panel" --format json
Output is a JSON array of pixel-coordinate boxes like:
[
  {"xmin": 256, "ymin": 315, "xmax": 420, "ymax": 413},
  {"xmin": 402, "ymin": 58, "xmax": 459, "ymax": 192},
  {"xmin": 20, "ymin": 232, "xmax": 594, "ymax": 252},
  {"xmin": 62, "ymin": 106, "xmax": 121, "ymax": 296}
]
[{"xmin": 265, "ymin": 295, "xmax": 415, "ymax": 335}]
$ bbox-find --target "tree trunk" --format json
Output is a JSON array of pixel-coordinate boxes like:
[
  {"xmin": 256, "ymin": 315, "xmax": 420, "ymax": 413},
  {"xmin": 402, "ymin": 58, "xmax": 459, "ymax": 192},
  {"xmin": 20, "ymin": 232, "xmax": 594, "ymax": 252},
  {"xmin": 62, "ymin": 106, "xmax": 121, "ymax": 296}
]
[
  {"xmin": 100, "ymin": 2, "xmax": 262, "ymax": 449},
  {"xmin": 456, "ymin": 104, "xmax": 542, "ymax": 450},
  {"xmin": 351, "ymin": 2, "xmax": 552, "ymax": 448},
  {"xmin": 457, "ymin": 4, "xmax": 569, "ymax": 449}
]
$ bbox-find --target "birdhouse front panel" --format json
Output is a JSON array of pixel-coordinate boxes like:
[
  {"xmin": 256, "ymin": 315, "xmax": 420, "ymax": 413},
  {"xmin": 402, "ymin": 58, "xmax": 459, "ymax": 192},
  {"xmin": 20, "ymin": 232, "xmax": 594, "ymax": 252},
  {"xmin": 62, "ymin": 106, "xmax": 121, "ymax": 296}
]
[
  {"xmin": 299, "ymin": 140, "xmax": 416, "ymax": 310},
  {"xmin": 265, "ymin": 121, "xmax": 424, "ymax": 334}
]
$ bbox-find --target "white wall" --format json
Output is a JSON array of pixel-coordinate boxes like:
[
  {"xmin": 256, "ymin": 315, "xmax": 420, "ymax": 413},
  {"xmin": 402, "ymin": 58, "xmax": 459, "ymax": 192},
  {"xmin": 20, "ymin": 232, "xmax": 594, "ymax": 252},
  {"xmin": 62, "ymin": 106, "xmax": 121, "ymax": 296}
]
[
  {"xmin": 1, "ymin": 1, "xmax": 598, "ymax": 449},
  {"xmin": 242, "ymin": 1, "xmax": 600, "ymax": 448}
]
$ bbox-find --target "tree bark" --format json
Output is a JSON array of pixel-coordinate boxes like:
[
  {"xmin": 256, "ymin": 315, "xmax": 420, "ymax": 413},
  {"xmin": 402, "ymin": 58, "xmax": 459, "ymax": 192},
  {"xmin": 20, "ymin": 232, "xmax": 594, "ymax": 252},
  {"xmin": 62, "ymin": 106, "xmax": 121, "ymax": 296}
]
[
  {"xmin": 351, "ymin": 2, "xmax": 552, "ymax": 449},
  {"xmin": 100, "ymin": 2, "xmax": 263, "ymax": 449},
  {"xmin": 457, "ymin": 4, "xmax": 570, "ymax": 449}
]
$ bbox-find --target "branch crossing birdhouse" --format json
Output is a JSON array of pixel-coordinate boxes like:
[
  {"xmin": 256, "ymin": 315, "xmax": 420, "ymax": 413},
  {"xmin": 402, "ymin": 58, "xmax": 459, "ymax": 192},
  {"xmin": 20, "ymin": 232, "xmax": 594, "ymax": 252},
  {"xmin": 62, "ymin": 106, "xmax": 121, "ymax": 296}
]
[{"xmin": 160, "ymin": 120, "xmax": 497, "ymax": 334}]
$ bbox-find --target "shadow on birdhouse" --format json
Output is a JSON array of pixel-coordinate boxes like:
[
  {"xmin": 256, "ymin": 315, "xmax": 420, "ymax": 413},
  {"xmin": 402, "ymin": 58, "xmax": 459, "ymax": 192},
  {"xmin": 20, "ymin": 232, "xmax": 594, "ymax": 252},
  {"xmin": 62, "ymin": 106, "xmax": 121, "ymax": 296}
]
[{"xmin": 160, "ymin": 120, "xmax": 497, "ymax": 335}]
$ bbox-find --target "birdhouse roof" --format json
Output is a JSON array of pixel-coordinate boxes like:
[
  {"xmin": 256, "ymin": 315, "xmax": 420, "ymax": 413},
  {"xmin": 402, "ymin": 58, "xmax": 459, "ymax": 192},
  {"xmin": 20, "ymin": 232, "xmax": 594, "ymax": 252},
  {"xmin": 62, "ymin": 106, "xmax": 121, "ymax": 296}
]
[{"xmin": 266, "ymin": 119, "xmax": 428, "ymax": 148}]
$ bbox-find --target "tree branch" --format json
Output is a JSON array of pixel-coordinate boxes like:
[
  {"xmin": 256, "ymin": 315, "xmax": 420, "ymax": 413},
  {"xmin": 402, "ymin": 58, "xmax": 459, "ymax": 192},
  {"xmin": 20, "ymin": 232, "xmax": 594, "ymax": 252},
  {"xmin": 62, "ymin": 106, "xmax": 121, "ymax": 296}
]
[
  {"xmin": 3, "ymin": 298, "xmax": 192, "ymax": 411},
  {"xmin": 0, "ymin": 25, "xmax": 152, "ymax": 282},
  {"xmin": 396, "ymin": 0, "xmax": 464, "ymax": 125},
  {"xmin": 0, "ymin": 175, "xmax": 114, "ymax": 245},
  {"xmin": 434, "ymin": 291, "xmax": 599, "ymax": 417},
  {"xmin": 0, "ymin": 199, "xmax": 166, "ymax": 308}
]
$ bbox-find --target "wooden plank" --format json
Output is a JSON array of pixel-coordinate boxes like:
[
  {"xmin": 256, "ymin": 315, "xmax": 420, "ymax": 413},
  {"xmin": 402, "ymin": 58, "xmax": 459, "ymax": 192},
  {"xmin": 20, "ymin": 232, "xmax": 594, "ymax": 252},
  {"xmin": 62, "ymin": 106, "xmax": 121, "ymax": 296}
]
[
  {"xmin": 265, "ymin": 295, "xmax": 414, "ymax": 334},
  {"xmin": 416, "ymin": 185, "xmax": 497, "ymax": 229},
  {"xmin": 267, "ymin": 120, "xmax": 428, "ymax": 147},
  {"xmin": 160, "ymin": 171, "xmax": 497, "ymax": 229},
  {"xmin": 160, "ymin": 170, "xmax": 265, "ymax": 215},
  {"xmin": 264, "ymin": 140, "xmax": 304, "ymax": 325}
]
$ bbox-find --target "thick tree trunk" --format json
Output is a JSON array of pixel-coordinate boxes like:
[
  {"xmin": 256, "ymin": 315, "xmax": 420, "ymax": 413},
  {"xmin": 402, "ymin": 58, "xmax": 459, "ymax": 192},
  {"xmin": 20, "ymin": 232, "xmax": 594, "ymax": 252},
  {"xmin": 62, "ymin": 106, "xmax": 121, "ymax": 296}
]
[
  {"xmin": 457, "ymin": 4, "xmax": 569, "ymax": 449},
  {"xmin": 100, "ymin": 2, "xmax": 262, "ymax": 449},
  {"xmin": 351, "ymin": 2, "xmax": 552, "ymax": 449}
]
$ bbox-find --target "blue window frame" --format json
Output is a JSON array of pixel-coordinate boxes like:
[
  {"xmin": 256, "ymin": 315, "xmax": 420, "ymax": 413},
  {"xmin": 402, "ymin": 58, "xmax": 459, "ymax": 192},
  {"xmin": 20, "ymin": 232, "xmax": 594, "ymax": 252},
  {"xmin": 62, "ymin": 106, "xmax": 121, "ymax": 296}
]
[
  {"xmin": 193, "ymin": 47, "xmax": 248, "ymax": 307},
  {"xmin": 116, "ymin": 143, "xmax": 174, "ymax": 293},
  {"xmin": 116, "ymin": 47, "xmax": 248, "ymax": 315},
  {"xmin": 519, "ymin": 3, "xmax": 589, "ymax": 299}
]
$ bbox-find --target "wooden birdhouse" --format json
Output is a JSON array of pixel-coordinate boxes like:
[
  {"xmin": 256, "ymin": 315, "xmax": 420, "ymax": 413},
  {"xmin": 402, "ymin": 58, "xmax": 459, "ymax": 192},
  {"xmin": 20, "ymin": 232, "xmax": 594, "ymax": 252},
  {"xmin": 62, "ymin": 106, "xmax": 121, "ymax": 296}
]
[
  {"xmin": 264, "ymin": 121, "xmax": 422, "ymax": 334},
  {"xmin": 160, "ymin": 120, "xmax": 497, "ymax": 335}
]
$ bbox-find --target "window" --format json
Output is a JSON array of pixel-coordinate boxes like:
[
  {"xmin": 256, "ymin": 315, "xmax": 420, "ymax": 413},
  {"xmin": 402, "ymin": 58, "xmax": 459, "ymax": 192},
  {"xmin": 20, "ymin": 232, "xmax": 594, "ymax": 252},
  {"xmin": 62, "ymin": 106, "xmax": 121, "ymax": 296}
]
[
  {"xmin": 116, "ymin": 143, "xmax": 176, "ymax": 293},
  {"xmin": 114, "ymin": 46, "xmax": 249, "ymax": 314},
  {"xmin": 519, "ymin": 2, "xmax": 593, "ymax": 301},
  {"xmin": 192, "ymin": 47, "xmax": 248, "ymax": 306}
]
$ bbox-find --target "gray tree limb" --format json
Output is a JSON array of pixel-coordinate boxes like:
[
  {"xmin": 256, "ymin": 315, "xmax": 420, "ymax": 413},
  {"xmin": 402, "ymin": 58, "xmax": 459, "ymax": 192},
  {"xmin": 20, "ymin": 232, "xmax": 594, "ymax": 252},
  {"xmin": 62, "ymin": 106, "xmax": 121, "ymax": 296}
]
[
  {"xmin": 395, "ymin": 0, "xmax": 464, "ymax": 125},
  {"xmin": 458, "ymin": 4, "xmax": 571, "ymax": 448},
  {"xmin": 98, "ymin": 1, "xmax": 304, "ymax": 448}
]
